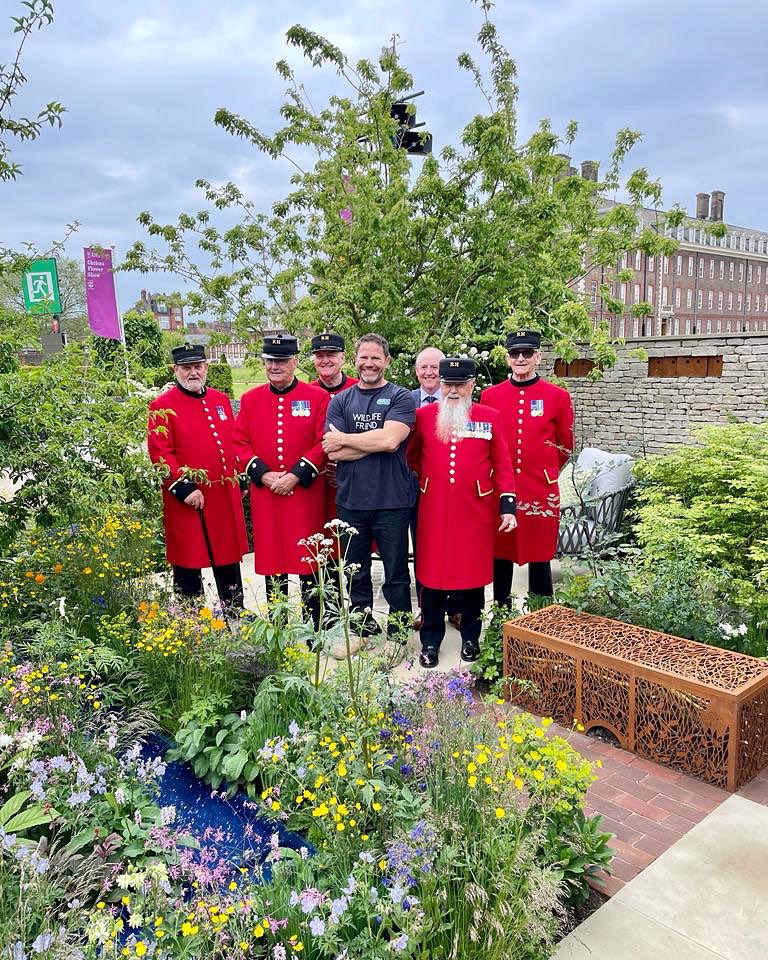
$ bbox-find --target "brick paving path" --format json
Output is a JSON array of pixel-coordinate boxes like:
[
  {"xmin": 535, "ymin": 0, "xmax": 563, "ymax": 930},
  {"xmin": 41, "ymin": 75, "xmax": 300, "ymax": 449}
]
[{"xmin": 549, "ymin": 725, "xmax": 768, "ymax": 896}]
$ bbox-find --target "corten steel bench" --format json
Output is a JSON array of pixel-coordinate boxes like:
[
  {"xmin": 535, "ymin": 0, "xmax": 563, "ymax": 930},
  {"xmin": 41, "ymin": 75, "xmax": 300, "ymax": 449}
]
[{"xmin": 502, "ymin": 604, "xmax": 768, "ymax": 791}]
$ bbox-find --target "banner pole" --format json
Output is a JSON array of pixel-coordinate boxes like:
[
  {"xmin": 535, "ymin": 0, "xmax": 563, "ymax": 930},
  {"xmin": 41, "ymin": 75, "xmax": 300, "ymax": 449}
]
[{"xmin": 110, "ymin": 245, "xmax": 130, "ymax": 382}]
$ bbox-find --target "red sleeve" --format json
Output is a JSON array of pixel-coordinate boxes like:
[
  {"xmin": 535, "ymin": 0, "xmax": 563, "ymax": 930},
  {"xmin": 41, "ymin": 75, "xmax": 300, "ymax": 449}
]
[
  {"xmin": 490, "ymin": 410, "xmax": 516, "ymax": 505},
  {"xmin": 300, "ymin": 390, "xmax": 330, "ymax": 475},
  {"xmin": 407, "ymin": 408, "xmax": 425, "ymax": 475}
]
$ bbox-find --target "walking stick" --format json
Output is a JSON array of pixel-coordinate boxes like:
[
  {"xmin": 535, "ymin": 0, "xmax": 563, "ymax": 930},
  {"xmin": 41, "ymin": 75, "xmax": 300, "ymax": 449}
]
[{"xmin": 198, "ymin": 508, "xmax": 216, "ymax": 569}]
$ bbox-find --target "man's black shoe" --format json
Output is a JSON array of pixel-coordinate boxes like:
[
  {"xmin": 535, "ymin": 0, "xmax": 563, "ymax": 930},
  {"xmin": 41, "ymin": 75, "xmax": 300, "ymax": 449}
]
[
  {"xmin": 419, "ymin": 648, "xmax": 439, "ymax": 668},
  {"xmin": 461, "ymin": 641, "xmax": 480, "ymax": 662}
]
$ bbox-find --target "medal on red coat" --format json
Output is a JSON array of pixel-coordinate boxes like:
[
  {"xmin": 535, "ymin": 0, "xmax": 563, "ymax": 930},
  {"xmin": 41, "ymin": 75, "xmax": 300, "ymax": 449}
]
[
  {"xmin": 291, "ymin": 400, "xmax": 311, "ymax": 417},
  {"xmin": 216, "ymin": 404, "xmax": 228, "ymax": 421},
  {"xmin": 530, "ymin": 399, "xmax": 544, "ymax": 417}
]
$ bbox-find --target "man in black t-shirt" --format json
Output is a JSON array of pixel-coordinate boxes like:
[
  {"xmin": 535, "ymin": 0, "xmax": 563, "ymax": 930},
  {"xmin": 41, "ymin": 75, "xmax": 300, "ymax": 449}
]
[{"xmin": 323, "ymin": 333, "xmax": 417, "ymax": 639}]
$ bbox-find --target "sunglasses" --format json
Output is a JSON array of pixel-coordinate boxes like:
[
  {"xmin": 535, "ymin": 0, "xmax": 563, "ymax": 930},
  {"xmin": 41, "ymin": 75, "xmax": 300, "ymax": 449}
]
[{"xmin": 508, "ymin": 348, "xmax": 535, "ymax": 359}]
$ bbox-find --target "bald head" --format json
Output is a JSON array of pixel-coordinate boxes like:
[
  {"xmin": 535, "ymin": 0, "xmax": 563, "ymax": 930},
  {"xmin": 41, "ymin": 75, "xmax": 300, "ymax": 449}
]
[{"xmin": 415, "ymin": 347, "xmax": 445, "ymax": 395}]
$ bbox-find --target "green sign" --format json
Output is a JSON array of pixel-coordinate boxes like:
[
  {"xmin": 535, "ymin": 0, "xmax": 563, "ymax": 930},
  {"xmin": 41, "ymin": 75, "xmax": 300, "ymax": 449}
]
[{"xmin": 22, "ymin": 258, "xmax": 61, "ymax": 315}]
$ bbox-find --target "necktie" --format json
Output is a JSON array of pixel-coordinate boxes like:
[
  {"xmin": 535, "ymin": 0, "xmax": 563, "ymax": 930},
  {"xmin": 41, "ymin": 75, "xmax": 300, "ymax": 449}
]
[{"xmin": 424, "ymin": 395, "xmax": 437, "ymax": 404}]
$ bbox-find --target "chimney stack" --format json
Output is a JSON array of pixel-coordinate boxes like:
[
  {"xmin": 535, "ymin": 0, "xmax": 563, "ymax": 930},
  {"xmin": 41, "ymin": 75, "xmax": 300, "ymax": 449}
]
[
  {"xmin": 696, "ymin": 192, "xmax": 710, "ymax": 220},
  {"xmin": 710, "ymin": 190, "xmax": 725, "ymax": 222},
  {"xmin": 581, "ymin": 160, "xmax": 599, "ymax": 182},
  {"xmin": 554, "ymin": 153, "xmax": 572, "ymax": 182}
]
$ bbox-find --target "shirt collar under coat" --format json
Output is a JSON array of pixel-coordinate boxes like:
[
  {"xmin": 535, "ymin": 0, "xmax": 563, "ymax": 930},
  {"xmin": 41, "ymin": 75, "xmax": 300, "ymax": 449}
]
[
  {"xmin": 316, "ymin": 373, "xmax": 347, "ymax": 393},
  {"xmin": 175, "ymin": 380, "xmax": 208, "ymax": 398},
  {"xmin": 269, "ymin": 377, "xmax": 300, "ymax": 395},
  {"xmin": 508, "ymin": 374, "xmax": 540, "ymax": 389}
]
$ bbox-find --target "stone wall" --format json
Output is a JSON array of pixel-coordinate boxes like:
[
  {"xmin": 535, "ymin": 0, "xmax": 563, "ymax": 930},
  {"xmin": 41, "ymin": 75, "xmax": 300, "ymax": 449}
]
[{"xmin": 540, "ymin": 333, "xmax": 768, "ymax": 456}]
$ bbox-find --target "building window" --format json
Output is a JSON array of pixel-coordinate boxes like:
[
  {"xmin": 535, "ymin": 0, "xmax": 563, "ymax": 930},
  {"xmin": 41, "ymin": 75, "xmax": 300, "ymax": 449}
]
[
  {"xmin": 621, "ymin": 252, "xmax": 628, "ymax": 269},
  {"xmin": 706, "ymin": 319, "xmax": 712, "ymax": 333},
  {"xmin": 709, "ymin": 260, "xmax": 715, "ymax": 279},
  {"xmin": 697, "ymin": 290, "xmax": 703, "ymax": 309},
  {"xmin": 675, "ymin": 288, "xmax": 681, "ymax": 308},
  {"xmin": 662, "ymin": 285, "xmax": 669, "ymax": 306},
  {"xmin": 758, "ymin": 265, "xmax": 763, "ymax": 284},
  {"xmin": 590, "ymin": 280, "xmax": 598, "ymax": 304},
  {"xmin": 688, "ymin": 256, "xmax": 694, "ymax": 277},
  {"xmin": 719, "ymin": 260, "xmax": 724, "ymax": 280},
  {"xmin": 765, "ymin": 294, "xmax": 768, "ymax": 312},
  {"xmin": 648, "ymin": 284, "xmax": 654, "ymax": 304},
  {"xmin": 707, "ymin": 290, "xmax": 713, "ymax": 310},
  {"xmin": 619, "ymin": 318, "xmax": 625, "ymax": 337},
  {"xmin": 634, "ymin": 283, "xmax": 641, "ymax": 303},
  {"xmin": 633, "ymin": 318, "xmax": 639, "ymax": 337},
  {"xmin": 728, "ymin": 291, "xmax": 733, "ymax": 310},
  {"xmin": 717, "ymin": 319, "xmax": 722, "ymax": 333},
  {"xmin": 634, "ymin": 250, "xmax": 641, "ymax": 270},
  {"xmin": 686, "ymin": 289, "xmax": 693, "ymax": 309},
  {"xmin": 746, "ymin": 237, "xmax": 752, "ymax": 252},
  {"xmin": 747, "ymin": 293, "xmax": 752, "ymax": 312},
  {"xmin": 620, "ymin": 283, "xmax": 627, "ymax": 303},
  {"xmin": 729, "ymin": 262, "xmax": 735, "ymax": 280},
  {"xmin": 738, "ymin": 293, "xmax": 743, "ymax": 311},
  {"xmin": 718, "ymin": 291, "xmax": 723, "ymax": 310},
  {"xmin": 698, "ymin": 259, "xmax": 704, "ymax": 278},
  {"xmin": 648, "ymin": 255, "xmax": 655, "ymax": 272},
  {"xmin": 685, "ymin": 318, "xmax": 692, "ymax": 334},
  {"xmin": 664, "ymin": 256, "xmax": 670, "ymax": 274},
  {"xmin": 676, "ymin": 255, "xmax": 682, "ymax": 276},
  {"xmin": 739, "ymin": 262, "xmax": 745, "ymax": 282},
  {"xmin": 748, "ymin": 264, "xmax": 753, "ymax": 283}
]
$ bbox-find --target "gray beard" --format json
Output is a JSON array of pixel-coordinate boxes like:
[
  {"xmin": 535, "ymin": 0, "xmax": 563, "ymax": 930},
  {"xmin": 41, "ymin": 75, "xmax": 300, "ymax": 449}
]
[{"xmin": 436, "ymin": 395, "xmax": 473, "ymax": 443}]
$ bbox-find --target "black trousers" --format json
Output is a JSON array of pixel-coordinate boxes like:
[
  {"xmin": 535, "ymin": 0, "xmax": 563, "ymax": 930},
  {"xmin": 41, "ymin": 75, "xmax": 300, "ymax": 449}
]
[
  {"xmin": 265, "ymin": 574, "xmax": 320, "ymax": 631},
  {"xmin": 338, "ymin": 506, "xmax": 411, "ymax": 635},
  {"xmin": 410, "ymin": 501, "xmax": 460, "ymax": 617},
  {"xmin": 420, "ymin": 586, "xmax": 485, "ymax": 652},
  {"xmin": 173, "ymin": 562, "xmax": 244, "ymax": 609},
  {"xmin": 492, "ymin": 558, "xmax": 553, "ymax": 607}
]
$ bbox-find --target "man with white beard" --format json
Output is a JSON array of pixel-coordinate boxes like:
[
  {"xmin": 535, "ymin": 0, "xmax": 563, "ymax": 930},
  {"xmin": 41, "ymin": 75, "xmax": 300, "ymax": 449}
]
[{"xmin": 407, "ymin": 357, "xmax": 517, "ymax": 667}]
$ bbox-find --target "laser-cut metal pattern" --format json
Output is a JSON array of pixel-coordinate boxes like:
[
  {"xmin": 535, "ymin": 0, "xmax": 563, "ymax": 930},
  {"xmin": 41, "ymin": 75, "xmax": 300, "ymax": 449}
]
[{"xmin": 503, "ymin": 604, "xmax": 768, "ymax": 791}]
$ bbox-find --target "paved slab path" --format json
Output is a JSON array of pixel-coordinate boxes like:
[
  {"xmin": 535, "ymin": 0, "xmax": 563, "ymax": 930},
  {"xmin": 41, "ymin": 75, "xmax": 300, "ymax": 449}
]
[{"xmin": 554, "ymin": 793, "xmax": 768, "ymax": 959}]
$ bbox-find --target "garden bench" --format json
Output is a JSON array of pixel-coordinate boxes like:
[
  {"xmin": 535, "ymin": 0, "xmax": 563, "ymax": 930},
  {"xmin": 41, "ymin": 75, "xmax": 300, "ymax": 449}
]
[
  {"xmin": 556, "ymin": 448, "xmax": 634, "ymax": 557},
  {"xmin": 502, "ymin": 604, "xmax": 768, "ymax": 791}
]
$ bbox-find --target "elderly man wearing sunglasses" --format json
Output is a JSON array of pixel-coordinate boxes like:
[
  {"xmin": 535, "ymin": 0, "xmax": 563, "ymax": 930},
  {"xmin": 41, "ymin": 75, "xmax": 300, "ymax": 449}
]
[{"xmin": 480, "ymin": 330, "xmax": 574, "ymax": 607}]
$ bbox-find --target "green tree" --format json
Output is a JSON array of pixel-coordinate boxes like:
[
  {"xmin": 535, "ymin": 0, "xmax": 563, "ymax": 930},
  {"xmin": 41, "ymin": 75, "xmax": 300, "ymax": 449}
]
[
  {"xmin": 125, "ymin": 4, "xmax": 682, "ymax": 367},
  {"xmin": 1, "ymin": 0, "xmax": 65, "ymax": 182},
  {"xmin": 91, "ymin": 309, "xmax": 165, "ymax": 372},
  {"xmin": 0, "ymin": 255, "xmax": 89, "ymax": 341}
]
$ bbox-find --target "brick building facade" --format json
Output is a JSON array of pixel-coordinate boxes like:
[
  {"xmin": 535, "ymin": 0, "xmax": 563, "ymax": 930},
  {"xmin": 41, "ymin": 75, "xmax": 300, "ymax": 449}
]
[
  {"xmin": 137, "ymin": 290, "xmax": 184, "ymax": 332},
  {"xmin": 583, "ymin": 192, "xmax": 768, "ymax": 338}
]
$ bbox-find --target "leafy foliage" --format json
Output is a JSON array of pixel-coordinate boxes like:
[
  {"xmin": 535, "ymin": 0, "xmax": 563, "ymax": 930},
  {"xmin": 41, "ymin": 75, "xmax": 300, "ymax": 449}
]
[
  {"xmin": 125, "ymin": 9, "xmax": 678, "ymax": 365},
  {"xmin": 91, "ymin": 309, "xmax": 165, "ymax": 372},
  {"xmin": 1, "ymin": 0, "xmax": 65, "ymax": 182},
  {"xmin": 0, "ymin": 343, "xmax": 159, "ymax": 551},
  {"xmin": 632, "ymin": 422, "xmax": 768, "ymax": 609}
]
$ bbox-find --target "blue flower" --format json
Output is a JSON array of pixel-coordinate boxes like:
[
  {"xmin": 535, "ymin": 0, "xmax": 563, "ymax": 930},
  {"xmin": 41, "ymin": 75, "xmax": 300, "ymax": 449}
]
[
  {"xmin": 309, "ymin": 917, "xmax": 325, "ymax": 936},
  {"xmin": 392, "ymin": 933, "xmax": 409, "ymax": 952},
  {"xmin": 31, "ymin": 933, "xmax": 53, "ymax": 954},
  {"xmin": 399, "ymin": 764, "xmax": 413, "ymax": 777}
]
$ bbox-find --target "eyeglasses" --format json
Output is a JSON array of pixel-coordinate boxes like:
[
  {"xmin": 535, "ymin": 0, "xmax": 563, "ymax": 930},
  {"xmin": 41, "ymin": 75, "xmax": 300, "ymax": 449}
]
[{"xmin": 508, "ymin": 348, "xmax": 535, "ymax": 359}]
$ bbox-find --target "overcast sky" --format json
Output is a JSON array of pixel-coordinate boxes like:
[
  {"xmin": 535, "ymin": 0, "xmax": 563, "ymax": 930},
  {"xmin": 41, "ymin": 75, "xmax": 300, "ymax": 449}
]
[{"xmin": 4, "ymin": 0, "xmax": 768, "ymax": 313}]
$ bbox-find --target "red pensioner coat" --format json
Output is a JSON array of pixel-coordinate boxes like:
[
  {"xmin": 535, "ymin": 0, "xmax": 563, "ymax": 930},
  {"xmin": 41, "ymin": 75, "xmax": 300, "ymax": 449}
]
[
  {"xmin": 407, "ymin": 402, "xmax": 516, "ymax": 591},
  {"xmin": 234, "ymin": 381, "xmax": 329, "ymax": 575},
  {"xmin": 480, "ymin": 377, "xmax": 574, "ymax": 565},
  {"xmin": 147, "ymin": 385, "xmax": 248, "ymax": 569}
]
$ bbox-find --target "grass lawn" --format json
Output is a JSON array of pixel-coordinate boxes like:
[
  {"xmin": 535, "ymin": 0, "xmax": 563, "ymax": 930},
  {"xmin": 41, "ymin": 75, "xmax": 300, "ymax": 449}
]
[{"xmin": 231, "ymin": 364, "xmax": 311, "ymax": 399}]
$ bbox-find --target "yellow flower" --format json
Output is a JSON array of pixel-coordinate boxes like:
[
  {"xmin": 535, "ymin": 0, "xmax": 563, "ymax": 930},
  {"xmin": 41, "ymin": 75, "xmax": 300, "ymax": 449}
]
[
  {"xmin": 229, "ymin": 881, "xmax": 238, "ymax": 891},
  {"xmin": 83, "ymin": 567, "xmax": 92, "ymax": 575},
  {"xmin": 93, "ymin": 700, "xmax": 101, "ymax": 710},
  {"xmin": 181, "ymin": 921, "xmax": 199, "ymax": 936},
  {"xmin": 253, "ymin": 924, "xmax": 265, "ymax": 938},
  {"xmin": 466, "ymin": 762, "xmax": 477, "ymax": 773},
  {"xmin": 467, "ymin": 775, "xmax": 478, "ymax": 787},
  {"xmin": 495, "ymin": 807, "xmax": 506, "ymax": 818},
  {"xmin": 135, "ymin": 943, "xmax": 147, "ymax": 957},
  {"xmin": 200, "ymin": 607, "xmax": 213, "ymax": 620}
]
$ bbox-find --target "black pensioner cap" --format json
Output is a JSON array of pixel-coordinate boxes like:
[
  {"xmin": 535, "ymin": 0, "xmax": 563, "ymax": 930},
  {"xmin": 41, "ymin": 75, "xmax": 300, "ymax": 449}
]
[
  {"xmin": 262, "ymin": 334, "xmax": 299, "ymax": 359},
  {"xmin": 505, "ymin": 329, "xmax": 542, "ymax": 351},
  {"xmin": 172, "ymin": 343, "xmax": 207, "ymax": 365},
  {"xmin": 311, "ymin": 332, "xmax": 345, "ymax": 353},
  {"xmin": 439, "ymin": 356, "xmax": 476, "ymax": 382}
]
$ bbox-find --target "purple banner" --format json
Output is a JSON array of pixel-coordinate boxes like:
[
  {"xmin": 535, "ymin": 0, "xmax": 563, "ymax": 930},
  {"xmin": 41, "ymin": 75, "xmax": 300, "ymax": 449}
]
[{"xmin": 84, "ymin": 247, "xmax": 121, "ymax": 340}]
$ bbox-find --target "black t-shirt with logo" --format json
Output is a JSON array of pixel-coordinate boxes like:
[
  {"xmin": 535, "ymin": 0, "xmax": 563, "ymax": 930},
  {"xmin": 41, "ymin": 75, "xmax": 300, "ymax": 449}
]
[{"xmin": 326, "ymin": 382, "xmax": 417, "ymax": 510}]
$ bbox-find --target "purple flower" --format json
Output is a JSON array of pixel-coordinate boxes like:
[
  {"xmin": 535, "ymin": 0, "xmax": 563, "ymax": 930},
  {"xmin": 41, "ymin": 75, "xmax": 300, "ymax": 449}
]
[
  {"xmin": 10, "ymin": 942, "xmax": 26, "ymax": 960},
  {"xmin": 330, "ymin": 897, "xmax": 348, "ymax": 923},
  {"xmin": 288, "ymin": 720, "xmax": 300, "ymax": 738},
  {"xmin": 31, "ymin": 933, "xmax": 53, "ymax": 954},
  {"xmin": 392, "ymin": 933, "xmax": 408, "ymax": 952},
  {"xmin": 67, "ymin": 790, "xmax": 90, "ymax": 807},
  {"xmin": 399, "ymin": 764, "xmax": 413, "ymax": 777},
  {"xmin": 49, "ymin": 756, "xmax": 72, "ymax": 773},
  {"xmin": 309, "ymin": 917, "xmax": 325, "ymax": 936}
]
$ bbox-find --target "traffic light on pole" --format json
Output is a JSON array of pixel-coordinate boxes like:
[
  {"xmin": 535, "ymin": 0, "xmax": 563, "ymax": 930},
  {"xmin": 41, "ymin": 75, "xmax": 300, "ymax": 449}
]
[{"xmin": 390, "ymin": 92, "xmax": 432, "ymax": 156}]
